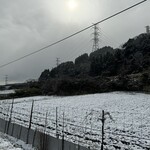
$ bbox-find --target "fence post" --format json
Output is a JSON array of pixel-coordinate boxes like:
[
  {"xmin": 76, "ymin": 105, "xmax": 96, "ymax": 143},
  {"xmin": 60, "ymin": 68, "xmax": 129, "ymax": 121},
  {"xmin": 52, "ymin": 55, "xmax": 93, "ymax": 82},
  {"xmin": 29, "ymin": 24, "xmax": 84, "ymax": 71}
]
[
  {"xmin": 56, "ymin": 107, "xmax": 58, "ymax": 138},
  {"xmin": 42, "ymin": 112, "xmax": 48, "ymax": 150},
  {"xmin": 26, "ymin": 100, "xmax": 34, "ymax": 144},
  {"xmin": 44, "ymin": 112, "xmax": 48, "ymax": 134},
  {"xmin": 4, "ymin": 101, "xmax": 10, "ymax": 133},
  {"xmin": 62, "ymin": 112, "xmax": 65, "ymax": 150},
  {"xmin": 101, "ymin": 110, "xmax": 105, "ymax": 150},
  {"xmin": 6, "ymin": 98, "xmax": 14, "ymax": 134},
  {"xmin": 9, "ymin": 98, "xmax": 14, "ymax": 122}
]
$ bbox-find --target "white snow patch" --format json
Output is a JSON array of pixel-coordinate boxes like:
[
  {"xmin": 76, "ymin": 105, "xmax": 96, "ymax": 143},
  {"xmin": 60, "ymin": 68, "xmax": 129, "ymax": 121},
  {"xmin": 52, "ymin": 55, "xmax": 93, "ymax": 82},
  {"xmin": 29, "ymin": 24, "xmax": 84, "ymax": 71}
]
[
  {"xmin": 0, "ymin": 132, "xmax": 34, "ymax": 150},
  {"xmin": 0, "ymin": 90, "xmax": 15, "ymax": 95}
]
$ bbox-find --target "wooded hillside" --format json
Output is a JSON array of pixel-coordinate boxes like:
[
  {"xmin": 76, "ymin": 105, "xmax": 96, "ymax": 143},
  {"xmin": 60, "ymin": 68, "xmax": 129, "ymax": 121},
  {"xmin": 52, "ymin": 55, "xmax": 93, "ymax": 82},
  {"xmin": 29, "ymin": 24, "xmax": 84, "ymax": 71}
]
[{"xmin": 38, "ymin": 33, "xmax": 150, "ymax": 95}]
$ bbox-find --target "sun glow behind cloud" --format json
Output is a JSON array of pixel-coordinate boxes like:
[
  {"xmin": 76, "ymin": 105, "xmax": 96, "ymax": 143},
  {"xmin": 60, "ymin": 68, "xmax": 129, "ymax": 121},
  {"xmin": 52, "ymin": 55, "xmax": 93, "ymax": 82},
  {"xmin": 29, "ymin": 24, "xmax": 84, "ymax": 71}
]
[
  {"xmin": 0, "ymin": 0, "xmax": 149, "ymax": 84},
  {"xmin": 67, "ymin": 0, "xmax": 78, "ymax": 11},
  {"xmin": 44, "ymin": 0, "xmax": 102, "ymax": 25}
]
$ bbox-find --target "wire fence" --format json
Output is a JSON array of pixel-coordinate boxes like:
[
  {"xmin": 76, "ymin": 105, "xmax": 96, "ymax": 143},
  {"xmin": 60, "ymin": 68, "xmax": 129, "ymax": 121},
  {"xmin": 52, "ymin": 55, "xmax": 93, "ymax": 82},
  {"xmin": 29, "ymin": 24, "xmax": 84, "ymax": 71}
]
[{"xmin": 0, "ymin": 99, "xmax": 150, "ymax": 150}]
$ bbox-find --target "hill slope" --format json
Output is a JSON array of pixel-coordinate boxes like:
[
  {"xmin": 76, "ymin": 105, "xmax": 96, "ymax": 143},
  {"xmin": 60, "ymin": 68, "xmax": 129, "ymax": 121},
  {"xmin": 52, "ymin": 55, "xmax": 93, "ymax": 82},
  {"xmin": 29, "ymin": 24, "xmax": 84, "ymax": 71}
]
[{"xmin": 38, "ymin": 33, "xmax": 150, "ymax": 95}]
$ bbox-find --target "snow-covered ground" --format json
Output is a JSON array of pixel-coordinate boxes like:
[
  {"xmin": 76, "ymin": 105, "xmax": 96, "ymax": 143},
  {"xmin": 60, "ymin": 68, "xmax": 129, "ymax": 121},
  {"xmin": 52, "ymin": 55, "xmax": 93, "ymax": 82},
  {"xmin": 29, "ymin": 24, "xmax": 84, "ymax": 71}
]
[
  {"xmin": 0, "ymin": 92, "xmax": 150, "ymax": 150},
  {"xmin": 0, "ymin": 132, "xmax": 34, "ymax": 150},
  {"xmin": 0, "ymin": 90, "xmax": 15, "ymax": 95}
]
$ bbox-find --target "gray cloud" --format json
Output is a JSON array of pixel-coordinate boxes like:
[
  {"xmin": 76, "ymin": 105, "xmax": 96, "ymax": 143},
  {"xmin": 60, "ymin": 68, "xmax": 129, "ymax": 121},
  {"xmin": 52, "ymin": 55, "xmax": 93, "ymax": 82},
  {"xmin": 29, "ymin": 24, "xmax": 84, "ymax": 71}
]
[{"xmin": 0, "ymin": 0, "xmax": 149, "ymax": 84}]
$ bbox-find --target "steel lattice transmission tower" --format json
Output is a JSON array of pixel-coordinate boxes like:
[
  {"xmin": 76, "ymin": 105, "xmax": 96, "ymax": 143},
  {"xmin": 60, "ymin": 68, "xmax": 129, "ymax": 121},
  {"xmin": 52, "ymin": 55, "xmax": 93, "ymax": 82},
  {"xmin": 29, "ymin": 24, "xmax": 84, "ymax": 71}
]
[
  {"xmin": 146, "ymin": 25, "xmax": 150, "ymax": 34},
  {"xmin": 56, "ymin": 58, "xmax": 60, "ymax": 67},
  {"xmin": 92, "ymin": 24, "xmax": 100, "ymax": 52}
]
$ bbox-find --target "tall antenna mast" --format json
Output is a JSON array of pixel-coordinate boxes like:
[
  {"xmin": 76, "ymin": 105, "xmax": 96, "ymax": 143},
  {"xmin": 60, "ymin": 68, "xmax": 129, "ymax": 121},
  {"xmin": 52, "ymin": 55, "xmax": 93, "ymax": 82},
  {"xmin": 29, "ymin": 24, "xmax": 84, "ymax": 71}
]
[{"xmin": 92, "ymin": 24, "xmax": 100, "ymax": 52}]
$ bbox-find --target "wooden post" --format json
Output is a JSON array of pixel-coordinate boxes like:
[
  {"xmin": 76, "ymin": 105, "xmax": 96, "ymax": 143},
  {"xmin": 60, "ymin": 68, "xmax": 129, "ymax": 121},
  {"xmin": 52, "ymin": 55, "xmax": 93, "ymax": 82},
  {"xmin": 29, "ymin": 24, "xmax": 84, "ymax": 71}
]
[
  {"xmin": 44, "ymin": 112, "xmax": 48, "ymax": 134},
  {"xmin": 6, "ymin": 99, "xmax": 14, "ymax": 134},
  {"xmin": 43, "ymin": 112, "xmax": 48, "ymax": 150},
  {"xmin": 56, "ymin": 107, "xmax": 58, "ymax": 138},
  {"xmin": 101, "ymin": 110, "xmax": 105, "ymax": 150},
  {"xmin": 26, "ymin": 100, "xmax": 34, "ymax": 144},
  {"xmin": 4, "ymin": 101, "xmax": 10, "ymax": 133},
  {"xmin": 9, "ymin": 99, "xmax": 14, "ymax": 122}
]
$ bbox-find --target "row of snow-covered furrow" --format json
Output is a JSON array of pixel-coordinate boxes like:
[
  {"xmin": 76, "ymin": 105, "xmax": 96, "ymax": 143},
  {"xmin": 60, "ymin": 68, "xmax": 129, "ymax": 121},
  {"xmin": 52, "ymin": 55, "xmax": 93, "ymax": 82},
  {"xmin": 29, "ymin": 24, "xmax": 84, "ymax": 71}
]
[
  {"xmin": 0, "ymin": 111, "xmax": 101, "ymax": 148},
  {"xmin": 2, "ymin": 104, "xmax": 150, "ymax": 141},
  {"xmin": 0, "ymin": 92, "xmax": 150, "ymax": 149},
  {"xmin": 0, "ymin": 108, "xmax": 150, "ymax": 150}
]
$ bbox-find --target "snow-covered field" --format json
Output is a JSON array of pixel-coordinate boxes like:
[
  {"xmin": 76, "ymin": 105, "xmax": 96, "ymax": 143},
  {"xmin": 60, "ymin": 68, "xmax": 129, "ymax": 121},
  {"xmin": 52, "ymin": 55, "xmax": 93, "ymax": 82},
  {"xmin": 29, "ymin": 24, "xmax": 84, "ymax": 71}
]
[
  {"xmin": 0, "ymin": 90, "xmax": 15, "ymax": 95},
  {"xmin": 0, "ymin": 92, "xmax": 150, "ymax": 150}
]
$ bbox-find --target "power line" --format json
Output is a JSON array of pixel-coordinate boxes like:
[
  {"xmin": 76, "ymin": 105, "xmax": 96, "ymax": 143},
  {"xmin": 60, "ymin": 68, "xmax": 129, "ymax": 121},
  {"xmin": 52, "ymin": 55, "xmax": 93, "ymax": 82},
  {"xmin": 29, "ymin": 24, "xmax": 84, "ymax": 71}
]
[
  {"xmin": 62, "ymin": 35, "xmax": 90, "ymax": 62},
  {"xmin": 0, "ymin": 0, "xmax": 147, "ymax": 69},
  {"xmin": 101, "ymin": 29, "xmax": 120, "ymax": 47}
]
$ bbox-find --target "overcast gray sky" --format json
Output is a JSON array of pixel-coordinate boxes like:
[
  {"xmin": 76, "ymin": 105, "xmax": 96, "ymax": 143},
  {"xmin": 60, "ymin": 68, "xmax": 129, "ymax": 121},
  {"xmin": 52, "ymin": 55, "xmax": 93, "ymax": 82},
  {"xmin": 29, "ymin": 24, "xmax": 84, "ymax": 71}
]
[{"xmin": 0, "ymin": 0, "xmax": 149, "ymax": 85}]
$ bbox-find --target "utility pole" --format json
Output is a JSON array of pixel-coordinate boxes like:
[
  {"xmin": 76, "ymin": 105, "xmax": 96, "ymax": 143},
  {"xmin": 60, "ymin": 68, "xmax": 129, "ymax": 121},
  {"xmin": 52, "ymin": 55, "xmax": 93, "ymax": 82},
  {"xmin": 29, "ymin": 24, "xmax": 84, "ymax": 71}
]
[
  {"xmin": 101, "ymin": 110, "xmax": 105, "ymax": 150},
  {"xmin": 56, "ymin": 58, "xmax": 60, "ymax": 67},
  {"xmin": 92, "ymin": 24, "xmax": 100, "ymax": 52},
  {"xmin": 5, "ymin": 75, "xmax": 8, "ymax": 85}
]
